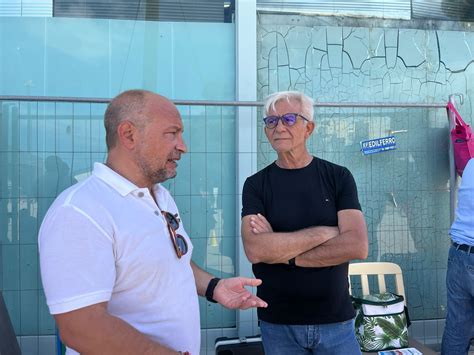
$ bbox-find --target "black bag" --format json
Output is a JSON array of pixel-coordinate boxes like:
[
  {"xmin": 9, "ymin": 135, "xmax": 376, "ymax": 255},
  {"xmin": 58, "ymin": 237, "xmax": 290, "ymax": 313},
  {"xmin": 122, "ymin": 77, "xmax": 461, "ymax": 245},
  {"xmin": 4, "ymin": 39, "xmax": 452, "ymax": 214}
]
[{"xmin": 215, "ymin": 335, "xmax": 264, "ymax": 355}]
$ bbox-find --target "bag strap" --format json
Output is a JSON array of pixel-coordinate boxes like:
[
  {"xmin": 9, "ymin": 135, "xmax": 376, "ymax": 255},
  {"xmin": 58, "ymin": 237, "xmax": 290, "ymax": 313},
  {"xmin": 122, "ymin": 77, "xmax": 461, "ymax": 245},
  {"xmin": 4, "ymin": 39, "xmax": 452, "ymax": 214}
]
[
  {"xmin": 404, "ymin": 306, "xmax": 411, "ymax": 328},
  {"xmin": 352, "ymin": 293, "xmax": 404, "ymax": 306},
  {"xmin": 447, "ymin": 102, "xmax": 468, "ymax": 126}
]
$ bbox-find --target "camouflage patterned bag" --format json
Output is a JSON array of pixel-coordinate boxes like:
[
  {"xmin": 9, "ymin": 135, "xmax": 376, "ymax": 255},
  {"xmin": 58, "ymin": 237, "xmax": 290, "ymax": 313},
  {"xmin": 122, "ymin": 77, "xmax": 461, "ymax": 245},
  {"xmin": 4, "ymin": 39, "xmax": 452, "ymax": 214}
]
[{"xmin": 352, "ymin": 292, "xmax": 409, "ymax": 352}]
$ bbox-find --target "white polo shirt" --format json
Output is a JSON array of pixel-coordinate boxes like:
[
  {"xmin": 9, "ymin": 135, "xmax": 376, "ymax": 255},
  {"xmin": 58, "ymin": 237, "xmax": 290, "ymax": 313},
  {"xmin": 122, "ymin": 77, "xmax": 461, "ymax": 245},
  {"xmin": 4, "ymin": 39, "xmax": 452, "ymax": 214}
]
[{"xmin": 39, "ymin": 163, "xmax": 200, "ymax": 354}]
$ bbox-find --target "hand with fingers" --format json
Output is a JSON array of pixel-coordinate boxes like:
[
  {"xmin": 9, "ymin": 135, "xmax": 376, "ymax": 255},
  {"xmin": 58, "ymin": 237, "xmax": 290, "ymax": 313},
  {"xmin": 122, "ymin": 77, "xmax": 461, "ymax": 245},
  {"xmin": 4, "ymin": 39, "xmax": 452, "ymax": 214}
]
[
  {"xmin": 213, "ymin": 277, "xmax": 268, "ymax": 310},
  {"xmin": 249, "ymin": 213, "xmax": 273, "ymax": 234}
]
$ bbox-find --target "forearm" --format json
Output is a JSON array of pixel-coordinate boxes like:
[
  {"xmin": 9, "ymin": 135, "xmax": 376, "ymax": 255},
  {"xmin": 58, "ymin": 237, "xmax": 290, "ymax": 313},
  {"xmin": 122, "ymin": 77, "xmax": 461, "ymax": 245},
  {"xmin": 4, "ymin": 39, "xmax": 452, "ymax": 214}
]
[
  {"xmin": 296, "ymin": 230, "xmax": 368, "ymax": 267},
  {"xmin": 57, "ymin": 308, "xmax": 178, "ymax": 355},
  {"xmin": 191, "ymin": 261, "xmax": 214, "ymax": 296},
  {"xmin": 191, "ymin": 261, "xmax": 267, "ymax": 311},
  {"xmin": 243, "ymin": 226, "xmax": 338, "ymax": 264}
]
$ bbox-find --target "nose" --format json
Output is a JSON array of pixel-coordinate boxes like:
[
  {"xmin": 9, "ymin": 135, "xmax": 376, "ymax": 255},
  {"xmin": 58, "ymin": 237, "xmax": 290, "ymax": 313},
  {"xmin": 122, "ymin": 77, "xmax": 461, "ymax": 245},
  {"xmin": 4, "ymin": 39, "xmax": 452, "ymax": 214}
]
[
  {"xmin": 177, "ymin": 135, "xmax": 187, "ymax": 153},
  {"xmin": 274, "ymin": 118, "xmax": 286, "ymax": 131}
]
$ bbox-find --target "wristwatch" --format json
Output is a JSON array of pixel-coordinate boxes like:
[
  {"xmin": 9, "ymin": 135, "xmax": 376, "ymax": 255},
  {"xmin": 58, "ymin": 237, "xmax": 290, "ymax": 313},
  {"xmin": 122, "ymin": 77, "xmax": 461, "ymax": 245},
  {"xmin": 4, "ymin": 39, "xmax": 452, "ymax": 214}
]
[{"xmin": 205, "ymin": 277, "xmax": 221, "ymax": 303}]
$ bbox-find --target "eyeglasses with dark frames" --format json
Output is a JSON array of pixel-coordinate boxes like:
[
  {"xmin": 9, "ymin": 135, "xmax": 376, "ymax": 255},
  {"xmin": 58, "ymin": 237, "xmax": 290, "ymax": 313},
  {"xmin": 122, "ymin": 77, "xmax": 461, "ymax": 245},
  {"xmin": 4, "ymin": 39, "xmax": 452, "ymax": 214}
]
[
  {"xmin": 263, "ymin": 112, "xmax": 309, "ymax": 129},
  {"xmin": 162, "ymin": 211, "xmax": 188, "ymax": 259}
]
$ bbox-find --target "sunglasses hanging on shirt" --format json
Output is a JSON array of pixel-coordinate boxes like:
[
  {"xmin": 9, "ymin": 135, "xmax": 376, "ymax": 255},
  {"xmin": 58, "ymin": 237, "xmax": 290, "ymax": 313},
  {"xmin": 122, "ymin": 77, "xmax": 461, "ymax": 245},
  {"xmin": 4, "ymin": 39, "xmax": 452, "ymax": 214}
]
[{"xmin": 161, "ymin": 211, "xmax": 188, "ymax": 258}]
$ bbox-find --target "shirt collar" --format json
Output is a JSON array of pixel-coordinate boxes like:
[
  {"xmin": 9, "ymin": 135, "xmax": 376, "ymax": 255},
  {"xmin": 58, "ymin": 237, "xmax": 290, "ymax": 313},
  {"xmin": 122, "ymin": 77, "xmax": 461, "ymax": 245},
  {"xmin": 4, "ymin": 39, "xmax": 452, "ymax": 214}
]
[{"xmin": 92, "ymin": 162, "xmax": 161, "ymax": 197}]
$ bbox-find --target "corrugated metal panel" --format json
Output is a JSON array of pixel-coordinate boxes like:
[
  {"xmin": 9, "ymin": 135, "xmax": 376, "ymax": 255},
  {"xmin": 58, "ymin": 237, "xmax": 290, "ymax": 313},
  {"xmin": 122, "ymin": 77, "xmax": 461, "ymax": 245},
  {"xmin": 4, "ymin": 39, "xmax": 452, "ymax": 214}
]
[
  {"xmin": 257, "ymin": 0, "xmax": 411, "ymax": 20},
  {"xmin": 53, "ymin": 0, "xmax": 229, "ymax": 22},
  {"xmin": 412, "ymin": 0, "xmax": 474, "ymax": 21},
  {"xmin": 0, "ymin": 0, "xmax": 52, "ymax": 16}
]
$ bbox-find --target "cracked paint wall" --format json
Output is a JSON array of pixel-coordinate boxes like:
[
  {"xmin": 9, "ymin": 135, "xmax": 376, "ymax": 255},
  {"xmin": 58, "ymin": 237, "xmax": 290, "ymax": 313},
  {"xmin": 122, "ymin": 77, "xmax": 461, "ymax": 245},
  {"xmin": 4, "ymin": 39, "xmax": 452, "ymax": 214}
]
[
  {"xmin": 257, "ymin": 14, "xmax": 474, "ymax": 321},
  {"xmin": 258, "ymin": 17, "xmax": 474, "ymax": 103}
]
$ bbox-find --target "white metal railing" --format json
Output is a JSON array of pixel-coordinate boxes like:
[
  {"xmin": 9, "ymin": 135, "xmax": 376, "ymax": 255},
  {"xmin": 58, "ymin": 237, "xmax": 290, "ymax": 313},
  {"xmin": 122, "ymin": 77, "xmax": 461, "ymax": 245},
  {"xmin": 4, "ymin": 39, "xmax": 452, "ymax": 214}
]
[{"xmin": 0, "ymin": 95, "xmax": 447, "ymax": 108}]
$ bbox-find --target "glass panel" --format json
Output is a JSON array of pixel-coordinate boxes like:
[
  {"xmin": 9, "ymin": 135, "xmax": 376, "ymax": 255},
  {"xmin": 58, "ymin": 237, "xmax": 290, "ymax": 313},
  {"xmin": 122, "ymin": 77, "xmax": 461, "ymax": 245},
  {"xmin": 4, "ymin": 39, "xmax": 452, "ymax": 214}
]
[
  {"xmin": 0, "ymin": 100, "xmax": 239, "ymax": 340},
  {"xmin": 0, "ymin": 18, "xmax": 235, "ymax": 100},
  {"xmin": 0, "ymin": 100, "xmax": 104, "ymax": 338},
  {"xmin": 166, "ymin": 104, "xmax": 238, "ymax": 329},
  {"xmin": 1, "ymin": 13, "xmax": 236, "ymax": 354}
]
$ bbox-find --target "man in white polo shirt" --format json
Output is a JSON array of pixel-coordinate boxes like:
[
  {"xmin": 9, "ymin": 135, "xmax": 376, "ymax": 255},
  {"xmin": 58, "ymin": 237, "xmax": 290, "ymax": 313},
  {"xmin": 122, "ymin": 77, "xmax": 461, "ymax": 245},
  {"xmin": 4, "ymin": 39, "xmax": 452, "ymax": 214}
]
[{"xmin": 39, "ymin": 89, "xmax": 267, "ymax": 355}]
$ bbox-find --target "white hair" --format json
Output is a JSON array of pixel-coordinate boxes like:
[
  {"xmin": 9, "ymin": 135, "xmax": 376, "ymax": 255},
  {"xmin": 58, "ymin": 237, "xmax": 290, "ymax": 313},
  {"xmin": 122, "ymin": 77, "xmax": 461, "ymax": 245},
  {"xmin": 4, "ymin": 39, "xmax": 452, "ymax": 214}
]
[{"xmin": 264, "ymin": 91, "xmax": 314, "ymax": 121}]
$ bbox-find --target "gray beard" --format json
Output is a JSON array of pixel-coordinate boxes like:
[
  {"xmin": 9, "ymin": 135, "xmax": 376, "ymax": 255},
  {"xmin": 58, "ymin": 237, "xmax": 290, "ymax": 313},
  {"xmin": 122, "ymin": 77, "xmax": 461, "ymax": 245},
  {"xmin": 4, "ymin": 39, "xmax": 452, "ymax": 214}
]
[{"xmin": 137, "ymin": 160, "xmax": 175, "ymax": 185}]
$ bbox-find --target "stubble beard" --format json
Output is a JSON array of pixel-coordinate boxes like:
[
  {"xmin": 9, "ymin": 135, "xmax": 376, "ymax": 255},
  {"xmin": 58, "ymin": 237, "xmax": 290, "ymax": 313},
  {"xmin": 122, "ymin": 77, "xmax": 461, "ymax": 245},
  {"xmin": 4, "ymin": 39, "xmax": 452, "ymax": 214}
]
[{"xmin": 136, "ymin": 156, "xmax": 176, "ymax": 185}]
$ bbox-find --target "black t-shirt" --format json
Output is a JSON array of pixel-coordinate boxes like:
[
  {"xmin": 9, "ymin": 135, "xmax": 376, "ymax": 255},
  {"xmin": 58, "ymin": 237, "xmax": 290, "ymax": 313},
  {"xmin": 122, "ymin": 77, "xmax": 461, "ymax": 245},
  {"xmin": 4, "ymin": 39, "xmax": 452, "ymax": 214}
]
[{"xmin": 241, "ymin": 157, "xmax": 361, "ymax": 325}]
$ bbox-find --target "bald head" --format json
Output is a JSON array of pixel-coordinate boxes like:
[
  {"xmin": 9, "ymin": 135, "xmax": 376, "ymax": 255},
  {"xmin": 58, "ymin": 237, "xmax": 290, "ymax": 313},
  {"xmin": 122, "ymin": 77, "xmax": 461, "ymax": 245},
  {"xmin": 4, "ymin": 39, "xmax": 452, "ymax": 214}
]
[{"xmin": 104, "ymin": 89, "xmax": 178, "ymax": 151}]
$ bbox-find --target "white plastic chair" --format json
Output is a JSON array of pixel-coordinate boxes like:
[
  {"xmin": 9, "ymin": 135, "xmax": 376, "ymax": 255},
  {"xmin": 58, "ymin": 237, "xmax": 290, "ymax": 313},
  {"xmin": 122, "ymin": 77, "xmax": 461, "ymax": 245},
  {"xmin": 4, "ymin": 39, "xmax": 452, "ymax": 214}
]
[{"xmin": 348, "ymin": 261, "xmax": 406, "ymax": 304}]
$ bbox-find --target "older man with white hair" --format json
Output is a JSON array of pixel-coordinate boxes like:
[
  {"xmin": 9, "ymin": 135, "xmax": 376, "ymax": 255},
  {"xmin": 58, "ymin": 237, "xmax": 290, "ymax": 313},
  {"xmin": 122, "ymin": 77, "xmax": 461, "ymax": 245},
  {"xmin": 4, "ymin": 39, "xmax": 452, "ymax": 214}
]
[{"xmin": 241, "ymin": 91, "xmax": 368, "ymax": 354}]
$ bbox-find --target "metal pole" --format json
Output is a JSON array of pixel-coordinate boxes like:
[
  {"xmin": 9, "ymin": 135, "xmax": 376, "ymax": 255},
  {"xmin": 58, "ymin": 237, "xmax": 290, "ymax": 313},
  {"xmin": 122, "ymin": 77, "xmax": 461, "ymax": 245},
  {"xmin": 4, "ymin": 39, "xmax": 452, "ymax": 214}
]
[
  {"xmin": 447, "ymin": 94, "xmax": 463, "ymax": 223},
  {"xmin": 0, "ymin": 96, "xmax": 447, "ymax": 108}
]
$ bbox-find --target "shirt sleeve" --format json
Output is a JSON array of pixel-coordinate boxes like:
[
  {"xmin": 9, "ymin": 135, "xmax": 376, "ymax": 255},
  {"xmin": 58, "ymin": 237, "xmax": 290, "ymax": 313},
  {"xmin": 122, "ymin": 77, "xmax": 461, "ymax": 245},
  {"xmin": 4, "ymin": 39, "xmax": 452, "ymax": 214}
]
[
  {"xmin": 336, "ymin": 167, "xmax": 362, "ymax": 212},
  {"xmin": 241, "ymin": 177, "xmax": 265, "ymax": 218},
  {"xmin": 39, "ymin": 205, "xmax": 116, "ymax": 314}
]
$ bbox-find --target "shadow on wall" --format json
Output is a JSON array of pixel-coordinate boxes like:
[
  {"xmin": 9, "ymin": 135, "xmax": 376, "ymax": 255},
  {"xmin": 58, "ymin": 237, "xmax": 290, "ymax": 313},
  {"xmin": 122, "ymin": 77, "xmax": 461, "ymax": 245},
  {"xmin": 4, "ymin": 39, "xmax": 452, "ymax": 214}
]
[
  {"xmin": 36, "ymin": 155, "xmax": 78, "ymax": 222},
  {"xmin": 39, "ymin": 156, "xmax": 78, "ymax": 198}
]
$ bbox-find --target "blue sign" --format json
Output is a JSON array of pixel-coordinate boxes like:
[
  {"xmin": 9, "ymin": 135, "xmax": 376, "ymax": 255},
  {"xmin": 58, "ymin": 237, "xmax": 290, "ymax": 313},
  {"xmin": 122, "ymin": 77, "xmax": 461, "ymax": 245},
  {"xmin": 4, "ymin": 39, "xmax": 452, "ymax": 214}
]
[{"xmin": 360, "ymin": 135, "xmax": 396, "ymax": 155}]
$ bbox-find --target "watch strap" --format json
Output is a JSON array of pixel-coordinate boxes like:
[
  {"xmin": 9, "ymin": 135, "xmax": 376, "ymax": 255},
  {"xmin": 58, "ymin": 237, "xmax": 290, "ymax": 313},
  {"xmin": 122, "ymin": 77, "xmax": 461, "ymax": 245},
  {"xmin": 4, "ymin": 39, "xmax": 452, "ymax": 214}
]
[{"xmin": 205, "ymin": 277, "xmax": 221, "ymax": 303}]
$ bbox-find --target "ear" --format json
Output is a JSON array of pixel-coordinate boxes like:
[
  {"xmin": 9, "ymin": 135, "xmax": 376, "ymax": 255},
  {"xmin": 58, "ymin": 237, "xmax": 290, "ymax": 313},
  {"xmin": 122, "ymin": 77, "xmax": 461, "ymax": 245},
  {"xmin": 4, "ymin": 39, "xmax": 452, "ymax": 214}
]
[
  {"xmin": 305, "ymin": 120, "xmax": 315, "ymax": 138},
  {"xmin": 117, "ymin": 121, "xmax": 139, "ymax": 150}
]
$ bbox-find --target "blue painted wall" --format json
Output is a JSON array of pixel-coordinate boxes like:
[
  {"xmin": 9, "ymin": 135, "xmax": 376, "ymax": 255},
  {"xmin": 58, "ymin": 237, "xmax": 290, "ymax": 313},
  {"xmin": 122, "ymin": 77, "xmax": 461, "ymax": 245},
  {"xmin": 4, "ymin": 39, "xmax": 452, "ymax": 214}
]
[{"xmin": 0, "ymin": 17, "xmax": 235, "ymax": 100}]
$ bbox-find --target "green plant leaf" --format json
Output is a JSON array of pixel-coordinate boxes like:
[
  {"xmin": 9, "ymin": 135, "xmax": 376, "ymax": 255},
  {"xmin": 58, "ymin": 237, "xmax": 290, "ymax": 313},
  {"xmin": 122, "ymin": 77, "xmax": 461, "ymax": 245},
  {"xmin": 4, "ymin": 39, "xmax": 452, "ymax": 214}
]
[{"xmin": 378, "ymin": 317, "xmax": 404, "ymax": 339}]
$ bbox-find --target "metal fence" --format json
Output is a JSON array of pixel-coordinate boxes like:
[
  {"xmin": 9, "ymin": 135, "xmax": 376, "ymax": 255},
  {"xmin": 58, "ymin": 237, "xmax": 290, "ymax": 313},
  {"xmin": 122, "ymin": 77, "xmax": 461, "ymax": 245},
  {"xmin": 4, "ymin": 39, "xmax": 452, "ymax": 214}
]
[{"xmin": 0, "ymin": 95, "xmax": 456, "ymax": 353}]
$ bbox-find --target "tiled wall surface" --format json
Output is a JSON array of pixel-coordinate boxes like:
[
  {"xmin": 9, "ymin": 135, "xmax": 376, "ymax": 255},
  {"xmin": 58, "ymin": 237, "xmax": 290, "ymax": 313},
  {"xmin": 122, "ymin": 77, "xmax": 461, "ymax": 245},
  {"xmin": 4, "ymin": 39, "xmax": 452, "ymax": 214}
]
[{"xmin": 0, "ymin": 102, "xmax": 240, "ymax": 338}]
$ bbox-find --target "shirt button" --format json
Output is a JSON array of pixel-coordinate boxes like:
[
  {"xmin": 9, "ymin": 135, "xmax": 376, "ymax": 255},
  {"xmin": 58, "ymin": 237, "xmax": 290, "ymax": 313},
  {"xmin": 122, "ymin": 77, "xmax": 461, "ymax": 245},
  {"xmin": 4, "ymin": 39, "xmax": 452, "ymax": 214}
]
[
  {"xmin": 154, "ymin": 211, "xmax": 160, "ymax": 216},
  {"xmin": 138, "ymin": 192, "xmax": 144, "ymax": 197}
]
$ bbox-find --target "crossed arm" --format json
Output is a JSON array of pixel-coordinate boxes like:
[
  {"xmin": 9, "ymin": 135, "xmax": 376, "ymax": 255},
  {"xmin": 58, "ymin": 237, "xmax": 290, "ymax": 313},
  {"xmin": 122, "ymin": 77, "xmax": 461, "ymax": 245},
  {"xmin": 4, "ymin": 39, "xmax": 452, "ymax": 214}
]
[{"xmin": 241, "ymin": 209, "xmax": 368, "ymax": 267}]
